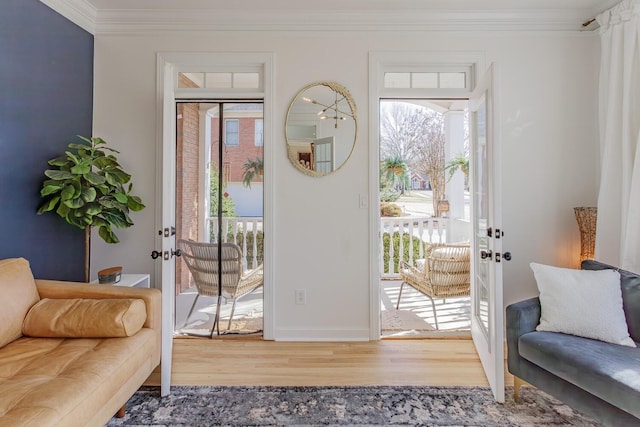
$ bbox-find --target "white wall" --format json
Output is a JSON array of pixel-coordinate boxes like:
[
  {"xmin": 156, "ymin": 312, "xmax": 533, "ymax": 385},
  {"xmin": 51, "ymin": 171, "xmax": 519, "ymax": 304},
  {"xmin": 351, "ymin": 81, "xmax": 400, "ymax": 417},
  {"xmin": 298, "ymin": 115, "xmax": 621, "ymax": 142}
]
[{"xmin": 91, "ymin": 29, "xmax": 599, "ymax": 340}]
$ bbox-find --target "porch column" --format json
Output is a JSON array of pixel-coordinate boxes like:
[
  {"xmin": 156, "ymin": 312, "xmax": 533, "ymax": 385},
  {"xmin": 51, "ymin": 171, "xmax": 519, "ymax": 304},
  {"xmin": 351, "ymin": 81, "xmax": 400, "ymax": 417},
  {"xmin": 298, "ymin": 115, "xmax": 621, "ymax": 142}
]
[
  {"xmin": 199, "ymin": 107, "xmax": 213, "ymax": 242},
  {"xmin": 444, "ymin": 109, "xmax": 466, "ymax": 242}
]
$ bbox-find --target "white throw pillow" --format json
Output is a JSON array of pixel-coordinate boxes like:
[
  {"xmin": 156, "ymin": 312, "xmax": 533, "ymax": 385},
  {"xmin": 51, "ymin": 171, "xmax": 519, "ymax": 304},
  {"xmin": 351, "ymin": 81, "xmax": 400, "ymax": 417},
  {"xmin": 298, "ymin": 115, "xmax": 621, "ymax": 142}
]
[{"xmin": 530, "ymin": 263, "xmax": 636, "ymax": 347}]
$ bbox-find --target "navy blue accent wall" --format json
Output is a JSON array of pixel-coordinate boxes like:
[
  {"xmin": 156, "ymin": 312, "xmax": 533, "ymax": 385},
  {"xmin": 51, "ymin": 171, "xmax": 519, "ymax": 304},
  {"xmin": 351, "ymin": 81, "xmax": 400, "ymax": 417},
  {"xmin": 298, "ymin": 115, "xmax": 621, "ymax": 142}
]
[{"xmin": 0, "ymin": 0, "xmax": 93, "ymax": 281}]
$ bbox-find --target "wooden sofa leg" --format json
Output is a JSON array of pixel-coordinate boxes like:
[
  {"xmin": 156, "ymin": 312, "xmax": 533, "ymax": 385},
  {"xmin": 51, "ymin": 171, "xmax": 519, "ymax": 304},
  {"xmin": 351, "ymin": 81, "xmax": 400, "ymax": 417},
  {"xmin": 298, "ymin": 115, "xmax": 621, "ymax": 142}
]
[
  {"xmin": 514, "ymin": 376, "xmax": 526, "ymax": 402},
  {"xmin": 116, "ymin": 404, "xmax": 126, "ymax": 418}
]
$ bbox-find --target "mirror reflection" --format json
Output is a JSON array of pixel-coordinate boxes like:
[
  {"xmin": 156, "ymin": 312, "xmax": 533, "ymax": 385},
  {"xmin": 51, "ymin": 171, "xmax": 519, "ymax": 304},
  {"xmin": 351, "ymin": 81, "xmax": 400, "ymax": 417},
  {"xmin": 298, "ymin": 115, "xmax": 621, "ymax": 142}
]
[{"xmin": 286, "ymin": 82, "xmax": 357, "ymax": 176}]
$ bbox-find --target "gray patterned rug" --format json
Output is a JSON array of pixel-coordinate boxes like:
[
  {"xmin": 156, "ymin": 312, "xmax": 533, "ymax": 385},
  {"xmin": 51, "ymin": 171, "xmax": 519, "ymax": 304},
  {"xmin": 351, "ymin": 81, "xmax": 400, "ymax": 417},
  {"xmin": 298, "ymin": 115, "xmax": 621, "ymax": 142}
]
[{"xmin": 106, "ymin": 385, "xmax": 601, "ymax": 426}]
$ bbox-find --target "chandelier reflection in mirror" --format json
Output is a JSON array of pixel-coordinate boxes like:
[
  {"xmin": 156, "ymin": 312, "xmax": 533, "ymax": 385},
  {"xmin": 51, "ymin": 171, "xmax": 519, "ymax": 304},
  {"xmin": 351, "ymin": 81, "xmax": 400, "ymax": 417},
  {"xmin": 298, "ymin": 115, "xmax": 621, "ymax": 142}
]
[
  {"xmin": 286, "ymin": 82, "xmax": 357, "ymax": 176},
  {"xmin": 302, "ymin": 88, "xmax": 354, "ymax": 129}
]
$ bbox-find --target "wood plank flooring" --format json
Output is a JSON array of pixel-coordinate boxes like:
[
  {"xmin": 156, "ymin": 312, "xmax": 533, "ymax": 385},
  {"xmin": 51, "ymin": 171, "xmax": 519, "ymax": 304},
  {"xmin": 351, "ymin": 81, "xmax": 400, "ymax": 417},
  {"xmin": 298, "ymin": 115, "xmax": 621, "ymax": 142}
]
[{"xmin": 146, "ymin": 338, "xmax": 514, "ymax": 387}]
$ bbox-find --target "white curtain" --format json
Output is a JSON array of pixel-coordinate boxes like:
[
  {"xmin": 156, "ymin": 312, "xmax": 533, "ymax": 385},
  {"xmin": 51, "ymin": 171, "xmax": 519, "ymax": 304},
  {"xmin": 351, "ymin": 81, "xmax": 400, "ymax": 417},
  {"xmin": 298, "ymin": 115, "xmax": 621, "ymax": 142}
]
[{"xmin": 595, "ymin": 0, "xmax": 640, "ymax": 273}]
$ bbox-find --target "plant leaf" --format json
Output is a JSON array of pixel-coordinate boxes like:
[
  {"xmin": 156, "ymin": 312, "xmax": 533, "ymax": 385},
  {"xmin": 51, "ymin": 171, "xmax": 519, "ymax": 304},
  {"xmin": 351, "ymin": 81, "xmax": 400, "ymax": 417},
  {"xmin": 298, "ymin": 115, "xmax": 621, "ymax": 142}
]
[
  {"xmin": 71, "ymin": 161, "xmax": 91, "ymax": 175},
  {"xmin": 48, "ymin": 155, "xmax": 70, "ymax": 167},
  {"xmin": 101, "ymin": 210, "xmax": 129, "ymax": 228},
  {"xmin": 56, "ymin": 203, "xmax": 70, "ymax": 218},
  {"xmin": 83, "ymin": 171, "xmax": 106, "ymax": 185},
  {"xmin": 113, "ymin": 192, "xmax": 128, "ymax": 203},
  {"xmin": 93, "ymin": 156, "xmax": 118, "ymax": 169},
  {"xmin": 82, "ymin": 187, "xmax": 97, "ymax": 202},
  {"xmin": 40, "ymin": 184, "xmax": 62, "ymax": 196},
  {"xmin": 99, "ymin": 225, "xmax": 120, "ymax": 244},
  {"xmin": 37, "ymin": 196, "xmax": 60, "ymax": 214},
  {"xmin": 44, "ymin": 170, "xmax": 73, "ymax": 180},
  {"xmin": 105, "ymin": 169, "xmax": 131, "ymax": 185},
  {"xmin": 60, "ymin": 184, "xmax": 76, "ymax": 201},
  {"xmin": 63, "ymin": 197, "xmax": 86, "ymax": 209},
  {"xmin": 127, "ymin": 195, "xmax": 145, "ymax": 211}
]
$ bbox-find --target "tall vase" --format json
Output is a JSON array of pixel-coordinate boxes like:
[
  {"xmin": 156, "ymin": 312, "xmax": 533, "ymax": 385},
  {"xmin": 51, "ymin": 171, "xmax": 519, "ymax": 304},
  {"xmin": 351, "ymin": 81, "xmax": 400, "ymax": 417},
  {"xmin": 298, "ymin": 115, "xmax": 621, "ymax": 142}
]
[{"xmin": 574, "ymin": 207, "xmax": 597, "ymax": 262}]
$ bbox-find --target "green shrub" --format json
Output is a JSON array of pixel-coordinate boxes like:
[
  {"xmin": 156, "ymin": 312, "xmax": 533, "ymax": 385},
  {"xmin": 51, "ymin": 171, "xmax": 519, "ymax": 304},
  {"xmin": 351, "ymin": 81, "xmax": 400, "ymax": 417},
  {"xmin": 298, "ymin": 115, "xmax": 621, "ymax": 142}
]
[
  {"xmin": 382, "ymin": 232, "xmax": 425, "ymax": 274},
  {"xmin": 380, "ymin": 188, "xmax": 400, "ymax": 202}
]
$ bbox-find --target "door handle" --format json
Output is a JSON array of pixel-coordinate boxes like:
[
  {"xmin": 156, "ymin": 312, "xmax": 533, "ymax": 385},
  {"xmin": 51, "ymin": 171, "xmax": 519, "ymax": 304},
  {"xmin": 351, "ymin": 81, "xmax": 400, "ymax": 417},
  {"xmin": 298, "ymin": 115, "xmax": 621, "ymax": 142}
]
[
  {"xmin": 150, "ymin": 250, "xmax": 162, "ymax": 260},
  {"xmin": 502, "ymin": 252, "xmax": 512, "ymax": 261},
  {"xmin": 480, "ymin": 250, "xmax": 493, "ymax": 260},
  {"xmin": 172, "ymin": 249, "xmax": 182, "ymax": 257}
]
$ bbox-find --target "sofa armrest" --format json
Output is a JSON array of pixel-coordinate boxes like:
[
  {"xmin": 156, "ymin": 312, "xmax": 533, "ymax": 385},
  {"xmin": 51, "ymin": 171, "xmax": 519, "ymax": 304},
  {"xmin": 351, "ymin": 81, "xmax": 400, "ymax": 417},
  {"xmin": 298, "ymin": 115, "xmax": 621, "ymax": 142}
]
[
  {"xmin": 506, "ymin": 297, "xmax": 541, "ymax": 376},
  {"xmin": 35, "ymin": 280, "xmax": 161, "ymax": 331}
]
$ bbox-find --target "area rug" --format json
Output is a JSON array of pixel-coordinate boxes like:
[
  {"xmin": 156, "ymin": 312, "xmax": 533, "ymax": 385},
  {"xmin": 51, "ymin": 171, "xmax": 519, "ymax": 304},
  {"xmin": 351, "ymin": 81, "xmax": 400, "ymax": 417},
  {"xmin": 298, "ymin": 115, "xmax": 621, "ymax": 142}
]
[
  {"xmin": 381, "ymin": 309, "xmax": 435, "ymax": 332},
  {"xmin": 106, "ymin": 385, "xmax": 601, "ymax": 426}
]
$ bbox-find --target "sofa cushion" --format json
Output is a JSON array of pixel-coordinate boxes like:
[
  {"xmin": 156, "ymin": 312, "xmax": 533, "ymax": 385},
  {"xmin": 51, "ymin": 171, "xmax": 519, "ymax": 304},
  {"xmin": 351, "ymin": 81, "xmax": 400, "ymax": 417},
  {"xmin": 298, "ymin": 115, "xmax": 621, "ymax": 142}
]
[
  {"xmin": 519, "ymin": 331, "xmax": 640, "ymax": 418},
  {"xmin": 0, "ymin": 258, "xmax": 40, "ymax": 349},
  {"xmin": 0, "ymin": 331, "xmax": 156, "ymax": 426},
  {"xmin": 23, "ymin": 298, "xmax": 146, "ymax": 338},
  {"xmin": 582, "ymin": 260, "xmax": 640, "ymax": 343},
  {"xmin": 530, "ymin": 262, "xmax": 635, "ymax": 347}
]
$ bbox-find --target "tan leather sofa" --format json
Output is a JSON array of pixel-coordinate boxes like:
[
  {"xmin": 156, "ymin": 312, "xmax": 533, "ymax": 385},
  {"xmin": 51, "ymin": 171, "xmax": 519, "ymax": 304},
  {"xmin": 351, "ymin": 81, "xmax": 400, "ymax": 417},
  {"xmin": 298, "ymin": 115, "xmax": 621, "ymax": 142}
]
[{"xmin": 0, "ymin": 258, "xmax": 161, "ymax": 427}]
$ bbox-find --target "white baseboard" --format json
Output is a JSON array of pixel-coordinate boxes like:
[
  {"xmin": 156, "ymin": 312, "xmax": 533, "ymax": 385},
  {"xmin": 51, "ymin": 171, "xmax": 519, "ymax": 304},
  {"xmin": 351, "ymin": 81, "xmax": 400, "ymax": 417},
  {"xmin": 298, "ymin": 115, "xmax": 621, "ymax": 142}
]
[{"xmin": 274, "ymin": 328, "xmax": 371, "ymax": 341}]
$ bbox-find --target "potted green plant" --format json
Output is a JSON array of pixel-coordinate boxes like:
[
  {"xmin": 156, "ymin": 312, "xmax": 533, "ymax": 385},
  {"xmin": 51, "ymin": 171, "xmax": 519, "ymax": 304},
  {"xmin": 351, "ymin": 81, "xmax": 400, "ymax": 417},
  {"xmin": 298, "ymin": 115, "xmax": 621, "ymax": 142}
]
[
  {"xmin": 241, "ymin": 157, "xmax": 264, "ymax": 189},
  {"xmin": 37, "ymin": 136, "xmax": 145, "ymax": 281},
  {"xmin": 445, "ymin": 155, "xmax": 469, "ymax": 182}
]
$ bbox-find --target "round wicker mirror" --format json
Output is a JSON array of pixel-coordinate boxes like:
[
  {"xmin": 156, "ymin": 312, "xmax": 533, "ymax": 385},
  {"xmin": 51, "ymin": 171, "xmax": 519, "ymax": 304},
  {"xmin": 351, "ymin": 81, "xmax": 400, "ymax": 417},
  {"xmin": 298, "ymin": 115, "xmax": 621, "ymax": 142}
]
[{"xmin": 285, "ymin": 82, "xmax": 357, "ymax": 176}]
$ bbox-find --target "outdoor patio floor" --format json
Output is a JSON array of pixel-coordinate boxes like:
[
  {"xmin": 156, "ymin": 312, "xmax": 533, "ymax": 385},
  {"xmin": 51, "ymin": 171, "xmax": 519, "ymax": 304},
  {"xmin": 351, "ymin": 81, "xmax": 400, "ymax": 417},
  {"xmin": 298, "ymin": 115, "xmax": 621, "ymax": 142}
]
[{"xmin": 173, "ymin": 280, "xmax": 471, "ymax": 337}]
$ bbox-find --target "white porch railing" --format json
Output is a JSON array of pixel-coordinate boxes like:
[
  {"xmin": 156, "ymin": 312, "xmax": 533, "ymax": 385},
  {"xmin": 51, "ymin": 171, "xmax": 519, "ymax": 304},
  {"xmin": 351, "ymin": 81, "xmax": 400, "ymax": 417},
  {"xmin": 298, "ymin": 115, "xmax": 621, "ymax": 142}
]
[
  {"xmin": 206, "ymin": 217, "xmax": 263, "ymax": 269},
  {"xmin": 380, "ymin": 216, "xmax": 448, "ymax": 279},
  {"xmin": 205, "ymin": 215, "xmax": 465, "ymax": 279}
]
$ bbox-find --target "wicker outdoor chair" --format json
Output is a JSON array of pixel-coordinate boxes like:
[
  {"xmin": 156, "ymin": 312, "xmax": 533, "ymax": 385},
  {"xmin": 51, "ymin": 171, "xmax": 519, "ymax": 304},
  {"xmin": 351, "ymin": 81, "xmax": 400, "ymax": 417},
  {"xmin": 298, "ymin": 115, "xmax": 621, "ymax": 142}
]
[
  {"xmin": 397, "ymin": 242, "xmax": 471, "ymax": 330},
  {"xmin": 178, "ymin": 239, "xmax": 263, "ymax": 337}
]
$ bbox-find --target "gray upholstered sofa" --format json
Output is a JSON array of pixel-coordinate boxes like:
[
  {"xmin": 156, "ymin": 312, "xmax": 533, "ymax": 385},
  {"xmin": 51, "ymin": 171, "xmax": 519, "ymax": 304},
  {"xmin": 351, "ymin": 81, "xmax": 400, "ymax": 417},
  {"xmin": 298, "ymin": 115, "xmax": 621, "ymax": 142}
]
[{"xmin": 506, "ymin": 260, "xmax": 640, "ymax": 427}]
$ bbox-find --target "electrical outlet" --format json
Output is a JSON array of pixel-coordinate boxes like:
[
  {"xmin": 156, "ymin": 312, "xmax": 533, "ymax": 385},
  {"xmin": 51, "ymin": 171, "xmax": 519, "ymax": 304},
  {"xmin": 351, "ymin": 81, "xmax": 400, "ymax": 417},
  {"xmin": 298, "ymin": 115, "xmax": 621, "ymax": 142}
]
[{"xmin": 295, "ymin": 289, "xmax": 306, "ymax": 305}]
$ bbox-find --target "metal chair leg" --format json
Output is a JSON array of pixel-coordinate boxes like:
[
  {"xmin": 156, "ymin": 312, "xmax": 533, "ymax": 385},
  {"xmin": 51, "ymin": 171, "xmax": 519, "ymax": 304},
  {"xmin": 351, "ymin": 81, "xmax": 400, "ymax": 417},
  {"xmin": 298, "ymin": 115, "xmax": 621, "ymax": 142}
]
[
  {"xmin": 396, "ymin": 282, "xmax": 406, "ymax": 309},
  {"xmin": 183, "ymin": 294, "xmax": 200, "ymax": 328},
  {"xmin": 428, "ymin": 295, "xmax": 439, "ymax": 330}
]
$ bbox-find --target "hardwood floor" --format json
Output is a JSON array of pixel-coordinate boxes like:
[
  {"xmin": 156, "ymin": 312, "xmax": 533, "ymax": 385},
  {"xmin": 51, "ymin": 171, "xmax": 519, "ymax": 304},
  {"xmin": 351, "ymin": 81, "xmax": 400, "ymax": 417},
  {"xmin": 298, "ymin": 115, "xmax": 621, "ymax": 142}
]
[{"xmin": 146, "ymin": 337, "xmax": 514, "ymax": 387}]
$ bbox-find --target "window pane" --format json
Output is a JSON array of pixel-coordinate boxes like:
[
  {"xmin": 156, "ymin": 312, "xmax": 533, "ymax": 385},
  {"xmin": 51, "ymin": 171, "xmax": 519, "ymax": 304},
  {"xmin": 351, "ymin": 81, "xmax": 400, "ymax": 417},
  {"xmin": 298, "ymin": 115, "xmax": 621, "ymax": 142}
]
[
  {"xmin": 225, "ymin": 119, "xmax": 239, "ymax": 146},
  {"xmin": 178, "ymin": 72, "xmax": 203, "ymax": 88},
  {"xmin": 412, "ymin": 73, "xmax": 438, "ymax": 88},
  {"xmin": 439, "ymin": 72, "xmax": 466, "ymax": 89},
  {"xmin": 205, "ymin": 73, "xmax": 232, "ymax": 88},
  {"xmin": 255, "ymin": 119, "xmax": 264, "ymax": 146},
  {"xmin": 384, "ymin": 73, "xmax": 410, "ymax": 88},
  {"xmin": 233, "ymin": 73, "xmax": 260, "ymax": 89}
]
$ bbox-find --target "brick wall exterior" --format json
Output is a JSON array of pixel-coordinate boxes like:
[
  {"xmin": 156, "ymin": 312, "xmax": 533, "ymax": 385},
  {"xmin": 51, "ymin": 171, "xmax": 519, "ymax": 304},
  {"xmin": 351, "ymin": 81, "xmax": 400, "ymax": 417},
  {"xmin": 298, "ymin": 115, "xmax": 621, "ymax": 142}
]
[
  {"xmin": 176, "ymin": 98, "xmax": 200, "ymax": 292},
  {"xmin": 210, "ymin": 115, "xmax": 263, "ymax": 185}
]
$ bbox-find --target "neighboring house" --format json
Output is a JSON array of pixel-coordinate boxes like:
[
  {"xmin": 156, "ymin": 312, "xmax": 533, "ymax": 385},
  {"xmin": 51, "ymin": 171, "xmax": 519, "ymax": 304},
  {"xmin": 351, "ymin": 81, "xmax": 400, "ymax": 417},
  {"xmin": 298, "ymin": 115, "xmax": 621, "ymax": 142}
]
[{"xmin": 410, "ymin": 172, "xmax": 430, "ymax": 190}]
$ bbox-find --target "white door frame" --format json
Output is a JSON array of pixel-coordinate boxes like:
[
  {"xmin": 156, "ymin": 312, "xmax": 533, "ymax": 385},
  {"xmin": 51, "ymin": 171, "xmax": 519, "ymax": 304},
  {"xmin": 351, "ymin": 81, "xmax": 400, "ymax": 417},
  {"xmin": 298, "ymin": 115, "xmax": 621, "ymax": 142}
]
[
  {"xmin": 155, "ymin": 52, "xmax": 275, "ymax": 396},
  {"xmin": 368, "ymin": 51, "xmax": 485, "ymax": 340}
]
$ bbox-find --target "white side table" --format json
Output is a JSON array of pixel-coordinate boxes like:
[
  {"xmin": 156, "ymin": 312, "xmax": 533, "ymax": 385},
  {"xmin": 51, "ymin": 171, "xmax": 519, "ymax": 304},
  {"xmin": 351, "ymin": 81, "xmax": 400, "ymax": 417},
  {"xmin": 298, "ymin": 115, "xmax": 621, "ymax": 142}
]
[{"xmin": 92, "ymin": 273, "xmax": 150, "ymax": 288}]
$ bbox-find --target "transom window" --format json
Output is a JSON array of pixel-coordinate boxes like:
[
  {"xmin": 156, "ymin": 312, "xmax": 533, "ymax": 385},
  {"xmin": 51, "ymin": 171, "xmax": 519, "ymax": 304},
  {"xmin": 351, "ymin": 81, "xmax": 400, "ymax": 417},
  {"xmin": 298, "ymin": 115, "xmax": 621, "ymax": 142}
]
[
  {"xmin": 384, "ymin": 71, "xmax": 467, "ymax": 89},
  {"xmin": 178, "ymin": 72, "xmax": 261, "ymax": 89}
]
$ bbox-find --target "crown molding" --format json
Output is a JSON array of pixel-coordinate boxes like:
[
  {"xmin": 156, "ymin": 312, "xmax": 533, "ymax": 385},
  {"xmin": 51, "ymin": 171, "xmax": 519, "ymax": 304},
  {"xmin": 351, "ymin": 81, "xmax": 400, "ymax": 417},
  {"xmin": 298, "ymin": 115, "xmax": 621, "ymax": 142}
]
[
  {"xmin": 41, "ymin": 1, "xmax": 600, "ymax": 35},
  {"xmin": 95, "ymin": 9, "xmax": 596, "ymax": 34},
  {"xmin": 40, "ymin": 0, "xmax": 97, "ymax": 34}
]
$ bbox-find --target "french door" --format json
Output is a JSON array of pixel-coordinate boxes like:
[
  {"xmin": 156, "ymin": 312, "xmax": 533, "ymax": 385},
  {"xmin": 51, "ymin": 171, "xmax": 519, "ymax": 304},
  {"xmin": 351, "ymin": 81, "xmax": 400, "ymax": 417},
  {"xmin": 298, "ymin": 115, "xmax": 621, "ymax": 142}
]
[{"xmin": 469, "ymin": 63, "xmax": 506, "ymax": 402}]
